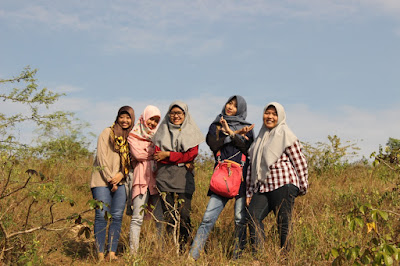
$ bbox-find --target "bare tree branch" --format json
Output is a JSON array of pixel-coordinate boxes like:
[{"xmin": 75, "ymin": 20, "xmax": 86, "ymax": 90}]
[
  {"xmin": 5, "ymin": 209, "xmax": 92, "ymax": 239},
  {"xmin": 0, "ymin": 160, "xmax": 15, "ymax": 198},
  {"xmin": 0, "ymin": 175, "xmax": 33, "ymax": 200},
  {"xmin": 24, "ymin": 199, "xmax": 37, "ymax": 229}
]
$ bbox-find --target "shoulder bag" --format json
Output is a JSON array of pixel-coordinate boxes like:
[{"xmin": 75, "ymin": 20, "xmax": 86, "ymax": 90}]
[{"xmin": 209, "ymin": 151, "xmax": 246, "ymax": 198}]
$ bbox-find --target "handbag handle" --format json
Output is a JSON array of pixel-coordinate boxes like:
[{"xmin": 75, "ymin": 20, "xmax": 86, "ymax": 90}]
[{"xmin": 216, "ymin": 150, "xmax": 246, "ymax": 167}]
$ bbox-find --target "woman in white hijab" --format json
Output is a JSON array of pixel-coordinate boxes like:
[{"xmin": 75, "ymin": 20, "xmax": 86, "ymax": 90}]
[
  {"xmin": 152, "ymin": 100, "xmax": 204, "ymax": 249},
  {"xmin": 247, "ymin": 102, "xmax": 308, "ymax": 253}
]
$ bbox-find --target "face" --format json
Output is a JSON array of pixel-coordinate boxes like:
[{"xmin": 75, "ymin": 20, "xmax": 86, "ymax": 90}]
[
  {"xmin": 224, "ymin": 98, "xmax": 237, "ymax": 116},
  {"xmin": 169, "ymin": 106, "xmax": 185, "ymax": 125},
  {"xmin": 263, "ymin": 106, "xmax": 278, "ymax": 129},
  {"xmin": 117, "ymin": 113, "xmax": 132, "ymax": 129},
  {"xmin": 146, "ymin": 116, "xmax": 160, "ymax": 130}
]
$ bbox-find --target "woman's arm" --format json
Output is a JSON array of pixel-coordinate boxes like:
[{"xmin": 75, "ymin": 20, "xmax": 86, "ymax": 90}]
[
  {"xmin": 154, "ymin": 146, "xmax": 199, "ymax": 164},
  {"xmin": 245, "ymin": 163, "xmax": 256, "ymax": 205},
  {"xmin": 128, "ymin": 134, "xmax": 153, "ymax": 161},
  {"xmin": 96, "ymin": 128, "xmax": 122, "ymax": 182},
  {"xmin": 231, "ymin": 129, "xmax": 254, "ymax": 155},
  {"xmin": 286, "ymin": 140, "xmax": 309, "ymax": 196},
  {"xmin": 206, "ymin": 124, "xmax": 226, "ymax": 153}
]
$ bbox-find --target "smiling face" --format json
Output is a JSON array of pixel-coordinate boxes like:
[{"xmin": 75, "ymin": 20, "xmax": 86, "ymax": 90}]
[
  {"xmin": 146, "ymin": 116, "xmax": 160, "ymax": 130},
  {"xmin": 117, "ymin": 113, "xmax": 132, "ymax": 129},
  {"xmin": 263, "ymin": 105, "xmax": 278, "ymax": 130},
  {"xmin": 169, "ymin": 106, "xmax": 185, "ymax": 125},
  {"xmin": 224, "ymin": 97, "xmax": 238, "ymax": 116}
]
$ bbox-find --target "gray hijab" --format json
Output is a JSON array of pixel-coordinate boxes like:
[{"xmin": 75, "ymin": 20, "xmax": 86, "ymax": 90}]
[
  {"xmin": 152, "ymin": 100, "xmax": 204, "ymax": 152},
  {"xmin": 212, "ymin": 95, "xmax": 252, "ymax": 131}
]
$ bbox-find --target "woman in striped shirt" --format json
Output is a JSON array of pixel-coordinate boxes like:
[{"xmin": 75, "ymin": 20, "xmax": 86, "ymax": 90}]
[{"xmin": 246, "ymin": 102, "xmax": 308, "ymax": 253}]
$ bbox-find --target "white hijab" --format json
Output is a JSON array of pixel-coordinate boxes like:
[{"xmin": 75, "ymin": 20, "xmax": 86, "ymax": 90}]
[
  {"xmin": 152, "ymin": 100, "xmax": 204, "ymax": 152},
  {"xmin": 249, "ymin": 102, "xmax": 297, "ymax": 186}
]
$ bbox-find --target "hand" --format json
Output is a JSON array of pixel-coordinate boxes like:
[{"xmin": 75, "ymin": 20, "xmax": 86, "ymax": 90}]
[
  {"xmin": 246, "ymin": 197, "xmax": 252, "ymax": 206},
  {"xmin": 111, "ymin": 184, "xmax": 118, "ymax": 192},
  {"xmin": 154, "ymin": 151, "xmax": 170, "ymax": 161},
  {"xmin": 185, "ymin": 162, "xmax": 195, "ymax": 172},
  {"xmin": 110, "ymin": 172, "xmax": 123, "ymax": 185},
  {"xmin": 220, "ymin": 116, "xmax": 234, "ymax": 136},
  {"xmin": 235, "ymin": 124, "xmax": 255, "ymax": 140}
]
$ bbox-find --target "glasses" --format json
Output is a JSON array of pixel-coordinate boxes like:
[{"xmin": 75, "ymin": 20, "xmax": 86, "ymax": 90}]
[{"xmin": 169, "ymin": 111, "xmax": 184, "ymax": 117}]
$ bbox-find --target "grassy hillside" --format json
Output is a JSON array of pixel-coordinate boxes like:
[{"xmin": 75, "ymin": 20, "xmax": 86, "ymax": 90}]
[
  {"xmin": 2, "ymin": 68, "xmax": 398, "ymax": 265},
  {"xmin": 1, "ymin": 149, "xmax": 399, "ymax": 265}
]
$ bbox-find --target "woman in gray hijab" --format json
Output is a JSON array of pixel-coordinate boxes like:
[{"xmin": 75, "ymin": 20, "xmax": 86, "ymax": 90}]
[
  {"xmin": 189, "ymin": 95, "xmax": 254, "ymax": 260},
  {"xmin": 152, "ymin": 100, "xmax": 204, "ymax": 250}
]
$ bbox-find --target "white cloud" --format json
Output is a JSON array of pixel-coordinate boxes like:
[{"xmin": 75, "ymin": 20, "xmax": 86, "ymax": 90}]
[
  {"xmin": 52, "ymin": 94, "xmax": 399, "ymax": 160},
  {"xmin": 2, "ymin": 87, "xmax": 398, "ymax": 160},
  {"xmin": 0, "ymin": 4, "xmax": 95, "ymax": 31},
  {"xmin": 366, "ymin": 0, "xmax": 400, "ymax": 14},
  {"xmin": 2, "ymin": 0, "xmax": 400, "ymax": 55},
  {"xmin": 287, "ymin": 103, "xmax": 400, "ymax": 160}
]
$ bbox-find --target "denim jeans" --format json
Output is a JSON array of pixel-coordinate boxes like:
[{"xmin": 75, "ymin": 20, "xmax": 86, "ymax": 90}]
[
  {"xmin": 189, "ymin": 193, "xmax": 247, "ymax": 260},
  {"xmin": 248, "ymin": 184, "xmax": 299, "ymax": 252},
  {"xmin": 92, "ymin": 185, "xmax": 126, "ymax": 253}
]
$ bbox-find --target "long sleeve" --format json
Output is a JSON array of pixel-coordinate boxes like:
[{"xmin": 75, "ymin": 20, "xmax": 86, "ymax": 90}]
[
  {"xmin": 96, "ymin": 128, "xmax": 121, "ymax": 182},
  {"xmin": 246, "ymin": 163, "xmax": 256, "ymax": 198},
  {"xmin": 91, "ymin": 128, "xmax": 124, "ymax": 188},
  {"xmin": 128, "ymin": 134, "xmax": 153, "ymax": 162},
  {"xmin": 206, "ymin": 129, "xmax": 226, "ymax": 154},
  {"xmin": 231, "ymin": 133, "xmax": 253, "ymax": 155},
  {"xmin": 286, "ymin": 140, "xmax": 309, "ymax": 196},
  {"xmin": 155, "ymin": 145, "xmax": 199, "ymax": 164},
  {"xmin": 206, "ymin": 123, "xmax": 254, "ymax": 157}
]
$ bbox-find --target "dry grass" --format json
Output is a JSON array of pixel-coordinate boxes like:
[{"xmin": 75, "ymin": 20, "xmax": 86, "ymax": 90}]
[{"xmin": 1, "ymin": 156, "xmax": 399, "ymax": 265}]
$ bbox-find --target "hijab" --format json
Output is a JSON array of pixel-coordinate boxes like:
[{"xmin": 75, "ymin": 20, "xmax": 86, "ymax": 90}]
[
  {"xmin": 110, "ymin": 105, "xmax": 135, "ymax": 176},
  {"xmin": 212, "ymin": 95, "xmax": 252, "ymax": 131},
  {"xmin": 249, "ymin": 102, "xmax": 297, "ymax": 186},
  {"xmin": 152, "ymin": 101, "xmax": 204, "ymax": 152},
  {"xmin": 129, "ymin": 105, "xmax": 161, "ymax": 141}
]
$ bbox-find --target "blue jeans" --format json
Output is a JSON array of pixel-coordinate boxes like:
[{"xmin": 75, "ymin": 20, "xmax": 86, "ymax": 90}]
[
  {"xmin": 189, "ymin": 193, "xmax": 247, "ymax": 260},
  {"xmin": 92, "ymin": 185, "xmax": 126, "ymax": 253}
]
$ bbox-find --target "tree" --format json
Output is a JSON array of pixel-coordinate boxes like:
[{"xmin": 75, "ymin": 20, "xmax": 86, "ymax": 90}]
[
  {"xmin": 0, "ymin": 66, "xmax": 72, "ymax": 154},
  {"xmin": 385, "ymin": 138, "xmax": 400, "ymax": 164},
  {"xmin": 0, "ymin": 67, "xmax": 94, "ymax": 264},
  {"xmin": 302, "ymin": 135, "xmax": 360, "ymax": 174},
  {"xmin": 372, "ymin": 137, "xmax": 400, "ymax": 170}
]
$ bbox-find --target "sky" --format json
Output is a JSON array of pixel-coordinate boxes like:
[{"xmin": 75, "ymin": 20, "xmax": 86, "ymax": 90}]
[{"xmin": 1, "ymin": 0, "xmax": 399, "ymax": 160}]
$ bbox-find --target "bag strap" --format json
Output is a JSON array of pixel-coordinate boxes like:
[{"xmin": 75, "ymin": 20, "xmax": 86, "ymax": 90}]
[{"xmin": 216, "ymin": 150, "xmax": 247, "ymax": 167}]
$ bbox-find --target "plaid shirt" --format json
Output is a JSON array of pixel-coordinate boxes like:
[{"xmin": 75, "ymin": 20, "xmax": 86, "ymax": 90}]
[{"xmin": 246, "ymin": 139, "xmax": 308, "ymax": 197}]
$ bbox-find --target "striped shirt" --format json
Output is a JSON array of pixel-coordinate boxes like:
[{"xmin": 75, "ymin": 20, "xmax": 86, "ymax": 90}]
[{"xmin": 246, "ymin": 139, "xmax": 308, "ymax": 197}]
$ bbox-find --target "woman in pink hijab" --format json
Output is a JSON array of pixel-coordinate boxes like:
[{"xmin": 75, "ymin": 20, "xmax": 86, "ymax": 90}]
[{"xmin": 127, "ymin": 105, "xmax": 163, "ymax": 254}]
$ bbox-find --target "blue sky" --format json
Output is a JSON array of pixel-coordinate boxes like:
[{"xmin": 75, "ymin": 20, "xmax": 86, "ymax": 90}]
[{"xmin": 1, "ymin": 0, "xmax": 399, "ymax": 160}]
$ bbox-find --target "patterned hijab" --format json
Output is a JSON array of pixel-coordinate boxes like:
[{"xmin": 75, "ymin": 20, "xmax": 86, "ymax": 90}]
[
  {"xmin": 152, "ymin": 101, "xmax": 204, "ymax": 152},
  {"xmin": 249, "ymin": 102, "xmax": 297, "ymax": 186},
  {"xmin": 110, "ymin": 106, "xmax": 135, "ymax": 176},
  {"xmin": 129, "ymin": 105, "xmax": 161, "ymax": 141},
  {"xmin": 212, "ymin": 95, "xmax": 252, "ymax": 131}
]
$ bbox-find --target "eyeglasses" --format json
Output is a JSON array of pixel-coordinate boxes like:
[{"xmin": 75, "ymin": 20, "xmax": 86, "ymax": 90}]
[{"xmin": 169, "ymin": 111, "xmax": 184, "ymax": 117}]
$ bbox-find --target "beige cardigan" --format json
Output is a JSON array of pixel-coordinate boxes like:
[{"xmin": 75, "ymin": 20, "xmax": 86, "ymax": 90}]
[{"xmin": 91, "ymin": 127, "xmax": 125, "ymax": 188}]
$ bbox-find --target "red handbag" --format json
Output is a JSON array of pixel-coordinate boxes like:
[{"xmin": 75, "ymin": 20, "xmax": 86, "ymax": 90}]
[{"xmin": 209, "ymin": 151, "xmax": 246, "ymax": 198}]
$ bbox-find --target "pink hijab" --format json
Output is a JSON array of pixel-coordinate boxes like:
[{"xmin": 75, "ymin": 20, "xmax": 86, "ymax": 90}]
[{"xmin": 129, "ymin": 105, "xmax": 161, "ymax": 141}]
